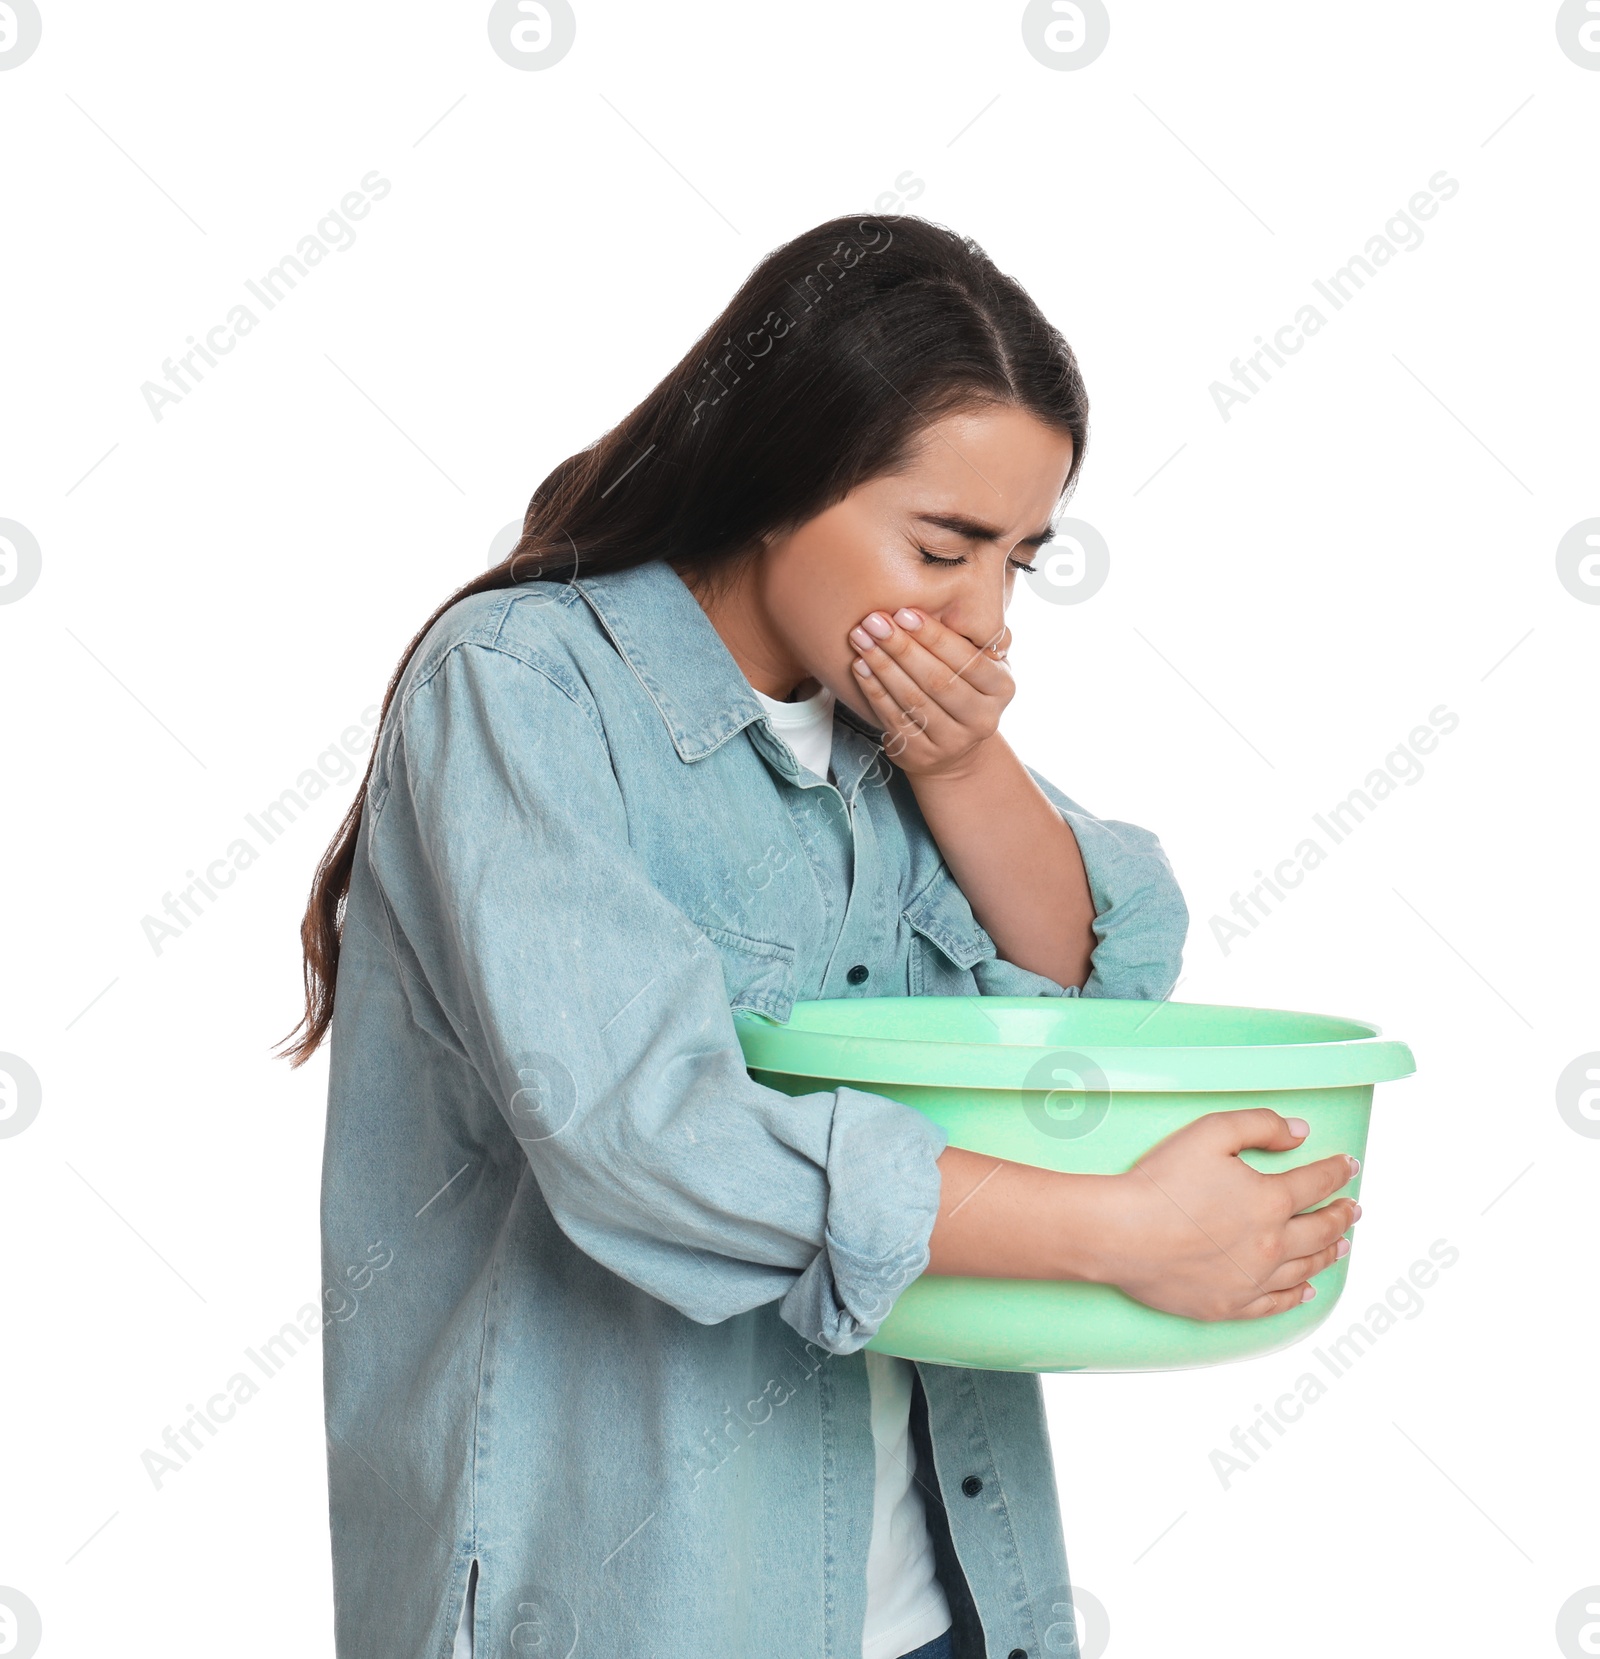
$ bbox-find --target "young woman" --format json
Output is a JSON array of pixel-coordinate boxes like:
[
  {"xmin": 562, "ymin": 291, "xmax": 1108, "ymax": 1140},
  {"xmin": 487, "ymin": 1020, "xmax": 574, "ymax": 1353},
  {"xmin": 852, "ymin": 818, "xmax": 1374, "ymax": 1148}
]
[{"xmin": 283, "ymin": 214, "xmax": 1360, "ymax": 1659}]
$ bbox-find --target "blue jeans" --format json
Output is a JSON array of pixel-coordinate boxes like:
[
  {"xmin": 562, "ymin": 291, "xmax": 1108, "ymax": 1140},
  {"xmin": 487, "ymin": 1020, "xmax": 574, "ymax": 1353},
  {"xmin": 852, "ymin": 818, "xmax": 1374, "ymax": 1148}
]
[{"xmin": 898, "ymin": 1631, "xmax": 954, "ymax": 1659}]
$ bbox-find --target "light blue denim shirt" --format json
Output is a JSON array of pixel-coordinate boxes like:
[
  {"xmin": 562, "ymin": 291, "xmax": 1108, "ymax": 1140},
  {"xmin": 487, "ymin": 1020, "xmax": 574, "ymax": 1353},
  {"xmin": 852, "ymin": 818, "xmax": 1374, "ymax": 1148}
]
[{"xmin": 320, "ymin": 555, "xmax": 1189, "ymax": 1659}]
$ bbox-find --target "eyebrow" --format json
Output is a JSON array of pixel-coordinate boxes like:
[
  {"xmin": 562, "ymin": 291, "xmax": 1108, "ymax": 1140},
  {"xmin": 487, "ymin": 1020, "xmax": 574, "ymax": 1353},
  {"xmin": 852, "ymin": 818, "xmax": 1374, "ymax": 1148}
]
[{"xmin": 913, "ymin": 512, "xmax": 1057, "ymax": 547}]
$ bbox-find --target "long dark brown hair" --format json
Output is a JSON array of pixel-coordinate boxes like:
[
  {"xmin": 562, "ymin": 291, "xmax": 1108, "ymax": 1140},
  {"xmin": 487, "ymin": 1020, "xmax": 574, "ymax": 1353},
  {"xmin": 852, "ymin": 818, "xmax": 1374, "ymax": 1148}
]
[{"xmin": 277, "ymin": 212, "xmax": 1090, "ymax": 1067}]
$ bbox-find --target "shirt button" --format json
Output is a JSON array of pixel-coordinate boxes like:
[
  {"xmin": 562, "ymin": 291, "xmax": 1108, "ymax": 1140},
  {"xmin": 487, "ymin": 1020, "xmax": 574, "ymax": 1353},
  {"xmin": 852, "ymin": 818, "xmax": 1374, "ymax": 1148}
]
[
  {"xmin": 961, "ymin": 1475, "xmax": 983, "ymax": 1497},
  {"xmin": 1008, "ymin": 1650, "xmax": 1028, "ymax": 1659},
  {"xmin": 847, "ymin": 964, "xmax": 869, "ymax": 985}
]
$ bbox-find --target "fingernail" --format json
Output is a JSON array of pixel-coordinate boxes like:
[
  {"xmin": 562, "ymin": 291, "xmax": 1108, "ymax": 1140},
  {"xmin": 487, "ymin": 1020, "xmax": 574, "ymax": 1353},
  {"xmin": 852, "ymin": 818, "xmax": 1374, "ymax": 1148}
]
[
  {"xmin": 1335, "ymin": 1237, "xmax": 1351, "ymax": 1259},
  {"xmin": 894, "ymin": 608, "xmax": 922, "ymax": 628},
  {"xmin": 1347, "ymin": 1155, "xmax": 1361, "ymax": 1177},
  {"xmin": 863, "ymin": 612, "xmax": 892, "ymax": 638},
  {"xmin": 1287, "ymin": 1117, "xmax": 1309, "ymax": 1137},
  {"xmin": 1351, "ymin": 1202, "xmax": 1363, "ymax": 1222},
  {"xmin": 849, "ymin": 625, "xmax": 875, "ymax": 650},
  {"xmin": 1300, "ymin": 1284, "xmax": 1317, "ymax": 1302}
]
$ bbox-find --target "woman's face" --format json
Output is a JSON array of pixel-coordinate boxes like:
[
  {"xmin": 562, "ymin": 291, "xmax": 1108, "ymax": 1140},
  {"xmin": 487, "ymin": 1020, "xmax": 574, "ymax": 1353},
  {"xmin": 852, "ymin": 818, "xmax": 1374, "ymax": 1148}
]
[{"xmin": 690, "ymin": 402, "xmax": 1076, "ymax": 726}]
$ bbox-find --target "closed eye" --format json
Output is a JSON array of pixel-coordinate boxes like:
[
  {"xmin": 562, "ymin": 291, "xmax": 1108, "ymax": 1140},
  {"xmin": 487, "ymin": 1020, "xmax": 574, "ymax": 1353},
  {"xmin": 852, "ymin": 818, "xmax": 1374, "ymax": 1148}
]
[{"xmin": 918, "ymin": 547, "xmax": 1038, "ymax": 575}]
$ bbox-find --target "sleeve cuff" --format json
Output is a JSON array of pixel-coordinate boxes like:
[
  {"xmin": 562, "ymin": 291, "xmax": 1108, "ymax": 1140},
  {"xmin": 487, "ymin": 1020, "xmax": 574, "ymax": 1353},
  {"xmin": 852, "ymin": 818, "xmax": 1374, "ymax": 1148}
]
[
  {"xmin": 1021, "ymin": 767, "xmax": 1189, "ymax": 1002},
  {"xmin": 778, "ymin": 1085, "xmax": 950, "ymax": 1354}
]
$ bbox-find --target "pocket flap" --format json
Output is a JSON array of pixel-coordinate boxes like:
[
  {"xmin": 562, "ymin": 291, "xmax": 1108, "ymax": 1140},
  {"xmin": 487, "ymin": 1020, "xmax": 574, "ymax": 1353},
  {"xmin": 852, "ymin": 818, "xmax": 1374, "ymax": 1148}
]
[
  {"xmin": 694, "ymin": 921, "xmax": 798, "ymax": 1022},
  {"xmin": 901, "ymin": 866, "xmax": 995, "ymax": 971}
]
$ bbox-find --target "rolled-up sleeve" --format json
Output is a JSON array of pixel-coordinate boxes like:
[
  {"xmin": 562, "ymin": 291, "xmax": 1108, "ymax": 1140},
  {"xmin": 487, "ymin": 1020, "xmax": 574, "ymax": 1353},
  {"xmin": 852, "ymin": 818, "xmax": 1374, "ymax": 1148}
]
[
  {"xmin": 999, "ymin": 765, "xmax": 1189, "ymax": 1001},
  {"xmin": 364, "ymin": 641, "xmax": 947, "ymax": 1353}
]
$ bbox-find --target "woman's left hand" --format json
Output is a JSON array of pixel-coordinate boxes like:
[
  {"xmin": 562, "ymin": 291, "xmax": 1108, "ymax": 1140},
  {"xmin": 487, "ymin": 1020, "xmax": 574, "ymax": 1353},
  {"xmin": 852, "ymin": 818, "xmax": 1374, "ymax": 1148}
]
[{"xmin": 846, "ymin": 606, "xmax": 1014, "ymax": 779}]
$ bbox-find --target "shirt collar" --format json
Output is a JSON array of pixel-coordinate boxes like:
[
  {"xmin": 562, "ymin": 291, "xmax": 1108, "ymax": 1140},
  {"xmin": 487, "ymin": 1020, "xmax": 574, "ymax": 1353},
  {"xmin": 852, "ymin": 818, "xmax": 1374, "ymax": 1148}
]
[{"xmin": 570, "ymin": 557, "xmax": 886, "ymax": 795}]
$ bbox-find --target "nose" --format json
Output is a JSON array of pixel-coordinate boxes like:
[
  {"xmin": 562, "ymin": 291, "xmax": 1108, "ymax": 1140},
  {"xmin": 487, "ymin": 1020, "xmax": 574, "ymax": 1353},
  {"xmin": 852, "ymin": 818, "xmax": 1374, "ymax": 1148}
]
[{"xmin": 941, "ymin": 567, "xmax": 1010, "ymax": 657}]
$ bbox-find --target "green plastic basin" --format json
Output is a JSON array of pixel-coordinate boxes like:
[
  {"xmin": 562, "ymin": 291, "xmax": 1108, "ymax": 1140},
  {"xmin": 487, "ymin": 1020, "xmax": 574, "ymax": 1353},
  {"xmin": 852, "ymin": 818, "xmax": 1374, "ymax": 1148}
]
[{"xmin": 733, "ymin": 996, "xmax": 1416, "ymax": 1374}]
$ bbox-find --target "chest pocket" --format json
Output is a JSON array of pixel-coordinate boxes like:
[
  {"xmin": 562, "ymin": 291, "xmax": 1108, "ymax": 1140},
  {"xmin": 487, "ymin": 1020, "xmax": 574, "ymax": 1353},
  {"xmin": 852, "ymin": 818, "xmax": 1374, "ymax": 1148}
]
[
  {"xmin": 694, "ymin": 921, "xmax": 798, "ymax": 1023},
  {"xmin": 902, "ymin": 865, "xmax": 997, "ymax": 997}
]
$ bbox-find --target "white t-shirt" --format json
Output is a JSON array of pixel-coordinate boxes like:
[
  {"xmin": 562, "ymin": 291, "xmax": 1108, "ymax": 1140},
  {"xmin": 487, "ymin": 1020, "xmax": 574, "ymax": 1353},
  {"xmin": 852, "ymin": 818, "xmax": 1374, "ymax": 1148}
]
[{"xmin": 450, "ymin": 678, "xmax": 952, "ymax": 1659}]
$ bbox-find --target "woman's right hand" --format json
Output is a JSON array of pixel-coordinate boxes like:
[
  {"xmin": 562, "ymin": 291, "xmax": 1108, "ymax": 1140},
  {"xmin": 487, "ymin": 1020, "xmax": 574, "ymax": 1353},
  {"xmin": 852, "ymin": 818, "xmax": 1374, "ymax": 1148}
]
[{"xmin": 1090, "ymin": 1108, "xmax": 1359, "ymax": 1321}]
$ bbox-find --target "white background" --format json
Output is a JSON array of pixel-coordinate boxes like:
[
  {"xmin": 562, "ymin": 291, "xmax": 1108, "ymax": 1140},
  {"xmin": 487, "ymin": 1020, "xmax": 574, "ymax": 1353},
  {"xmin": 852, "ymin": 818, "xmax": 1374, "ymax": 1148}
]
[{"xmin": 2, "ymin": 3, "xmax": 1596, "ymax": 1656}]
